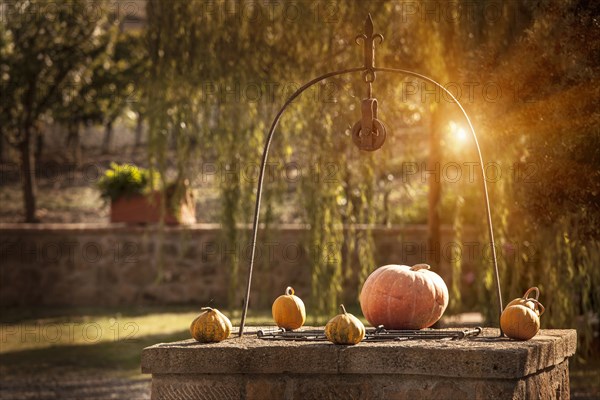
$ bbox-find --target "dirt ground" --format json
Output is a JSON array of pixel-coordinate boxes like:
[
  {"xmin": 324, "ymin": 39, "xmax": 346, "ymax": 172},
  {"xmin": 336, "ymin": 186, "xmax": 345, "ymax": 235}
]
[{"xmin": 0, "ymin": 368, "xmax": 150, "ymax": 400}]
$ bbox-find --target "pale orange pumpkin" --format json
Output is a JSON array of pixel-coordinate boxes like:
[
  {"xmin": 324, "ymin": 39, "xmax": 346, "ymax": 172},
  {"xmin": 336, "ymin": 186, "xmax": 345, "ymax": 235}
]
[
  {"xmin": 190, "ymin": 307, "xmax": 232, "ymax": 343},
  {"xmin": 272, "ymin": 286, "xmax": 306, "ymax": 330},
  {"xmin": 359, "ymin": 264, "xmax": 449, "ymax": 329}
]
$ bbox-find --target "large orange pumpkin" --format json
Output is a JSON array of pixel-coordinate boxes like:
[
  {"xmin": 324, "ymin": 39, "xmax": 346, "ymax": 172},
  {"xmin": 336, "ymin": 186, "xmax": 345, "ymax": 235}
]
[{"xmin": 359, "ymin": 264, "xmax": 449, "ymax": 329}]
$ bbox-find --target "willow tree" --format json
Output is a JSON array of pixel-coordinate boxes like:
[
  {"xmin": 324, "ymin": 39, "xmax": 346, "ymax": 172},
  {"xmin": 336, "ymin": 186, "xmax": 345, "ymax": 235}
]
[
  {"xmin": 143, "ymin": 0, "xmax": 600, "ymax": 341},
  {"xmin": 144, "ymin": 1, "xmax": 385, "ymax": 314},
  {"xmin": 468, "ymin": 0, "xmax": 600, "ymax": 356},
  {"xmin": 389, "ymin": 0, "xmax": 599, "ymax": 354},
  {"xmin": 146, "ymin": 0, "xmax": 293, "ymax": 306}
]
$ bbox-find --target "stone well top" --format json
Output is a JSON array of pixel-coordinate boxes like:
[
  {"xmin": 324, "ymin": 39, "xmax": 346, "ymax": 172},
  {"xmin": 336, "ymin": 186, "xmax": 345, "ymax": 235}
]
[{"xmin": 142, "ymin": 328, "xmax": 576, "ymax": 380}]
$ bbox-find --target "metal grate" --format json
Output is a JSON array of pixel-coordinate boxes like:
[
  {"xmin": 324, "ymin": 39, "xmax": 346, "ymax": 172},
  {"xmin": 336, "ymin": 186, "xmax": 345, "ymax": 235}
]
[{"xmin": 257, "ymin": 326, "xmax": 482, "ymax": 342}]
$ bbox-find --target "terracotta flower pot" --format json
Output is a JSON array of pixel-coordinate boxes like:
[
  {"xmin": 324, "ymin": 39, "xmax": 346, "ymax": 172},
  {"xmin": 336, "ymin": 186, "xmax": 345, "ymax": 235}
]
[{"xmin": 110, "ymin": 191, "xmax": 196, "ymax": 225}]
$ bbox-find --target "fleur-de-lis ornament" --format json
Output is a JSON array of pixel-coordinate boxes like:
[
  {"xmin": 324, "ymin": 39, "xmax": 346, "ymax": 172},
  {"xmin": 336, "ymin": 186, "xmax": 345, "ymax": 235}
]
[
  {"xmin": 352, "ymin": 14, "xmax": 387, "ymax": 151},
  {"xmin": 355, "ymin": 14, "xmax": 384, "ymax": 76}
]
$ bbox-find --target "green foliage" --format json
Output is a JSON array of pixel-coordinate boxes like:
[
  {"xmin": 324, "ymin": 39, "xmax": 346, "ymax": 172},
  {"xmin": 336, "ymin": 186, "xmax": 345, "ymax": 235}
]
[
  {"xmin": 97, "ymin": 163, "xmax": 158, "ymax": 201},
  {"xmin": 103, "ymin": 0, "xmax": 600, "ymax": 357},
  {"xmin": 3, "ymin": 0, "xmax": 597, "ymax": 353},
  {"xmin": 0, "ymin": 0, "xmax": 117, "ymax": 136},
  {"xmin": 51, "ymin": 29, "xmax": 148, "ymax": 128},
  {"xmin": 455, "ymin": 0, "xmax": 600, "ymax": 358}
]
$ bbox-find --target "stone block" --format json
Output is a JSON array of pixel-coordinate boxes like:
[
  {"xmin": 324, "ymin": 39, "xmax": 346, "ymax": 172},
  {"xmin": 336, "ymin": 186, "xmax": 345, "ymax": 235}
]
[
  {"xmin": 142, "ymin": 329, "xmax": 576, "ymax": 400},
  {"xmin": 152, "ymin": 375, "xmax": 241, "ymax": 400},
  {"xmin": 245, "ymin": 377, "xmax": 286, "ymax": 400}
]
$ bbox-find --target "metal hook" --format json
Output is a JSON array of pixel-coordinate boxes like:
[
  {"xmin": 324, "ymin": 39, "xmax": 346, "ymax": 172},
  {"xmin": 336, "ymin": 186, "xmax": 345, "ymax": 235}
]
[{"xmin": 363, "ymin": 69, "xmax": 376, "ymax": 83}]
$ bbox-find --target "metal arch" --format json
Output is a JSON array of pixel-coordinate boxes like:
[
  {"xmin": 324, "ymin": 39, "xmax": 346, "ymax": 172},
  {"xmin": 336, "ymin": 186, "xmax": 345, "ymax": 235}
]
[
  {"xmin": 238, "ymin": 67, "xmax": 365, "ymax": 335},
  {"xmin": 238, "ymin": 67, "xmax": 504, "ymax": 337},
  {"xmin": 375, "ymin": 67, "xmax": 504, "ymax": 334}
]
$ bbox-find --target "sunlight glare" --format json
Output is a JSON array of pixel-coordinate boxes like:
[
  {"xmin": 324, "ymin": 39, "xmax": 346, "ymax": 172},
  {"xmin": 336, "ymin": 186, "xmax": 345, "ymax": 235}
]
[
  {"xmin": 456, "ymin": 128, "xmax": 467, "ymax": 142},
  {"xmin": 448, "ymin": 121, "xmax": 468, "ymax": 145}
]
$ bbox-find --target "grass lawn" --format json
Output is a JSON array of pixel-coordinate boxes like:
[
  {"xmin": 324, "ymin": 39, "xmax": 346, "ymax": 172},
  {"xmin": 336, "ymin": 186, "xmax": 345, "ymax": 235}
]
[
  {"xmin": 0, "ymin": 306, "xmax": 283, "ymax": 399},
  {"xmin": 0, "ymin": 306, "xmax": 598, "ymax": 399},
  {"xmin": 0, "ymin": 306, "xmax": 284, "ymax": 376}
]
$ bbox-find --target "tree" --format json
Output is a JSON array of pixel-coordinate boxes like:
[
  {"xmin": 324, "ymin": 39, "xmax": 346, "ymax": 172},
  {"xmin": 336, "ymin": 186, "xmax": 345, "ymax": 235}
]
[
  {"xmin": 143, "ymin": 0, "xmax": 600, "ymax": 338},
  {"xmin": 51, "ymin": 29, "xmax": 148, "ymax": 159},
  {"xmin": 0, "ymin": 0, "xmax": 116, "ymax": 221}
]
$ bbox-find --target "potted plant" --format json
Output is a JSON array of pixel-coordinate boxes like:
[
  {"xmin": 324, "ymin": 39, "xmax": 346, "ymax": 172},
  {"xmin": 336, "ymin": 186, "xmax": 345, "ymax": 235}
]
[{"xmin": 97, "ymin": 163, "xmax": 196, "ymax": 225}]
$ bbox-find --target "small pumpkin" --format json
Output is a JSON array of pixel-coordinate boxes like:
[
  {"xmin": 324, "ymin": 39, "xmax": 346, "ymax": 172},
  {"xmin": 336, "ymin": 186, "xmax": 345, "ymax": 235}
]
[
  {"xmin": 190, "ymin": 307, "xmax": 232, "ymax": 343},
  {"xmin": 501, "ymin": 287, "xmax": 545, "ymax": 341},
  {"xmin": 360, "ymin": 264, "xmax": 449, "ymax": 329},
  {"xmin": 272, "ymin": 286, "xmax": 306, "ymax": 330},
  {"xmin": 505, "ymin": 287, "xmax": 543, "ymax": 315},
  {"xmin": 325, "ymin": 304, "xmax": 366, "ymax": 345}
]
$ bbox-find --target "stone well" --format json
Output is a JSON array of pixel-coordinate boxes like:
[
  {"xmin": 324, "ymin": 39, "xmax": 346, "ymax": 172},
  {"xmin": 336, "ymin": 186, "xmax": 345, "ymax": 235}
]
[{"xmin": 142, "ymin": 328, "xmax": 576, "ymax": 400}]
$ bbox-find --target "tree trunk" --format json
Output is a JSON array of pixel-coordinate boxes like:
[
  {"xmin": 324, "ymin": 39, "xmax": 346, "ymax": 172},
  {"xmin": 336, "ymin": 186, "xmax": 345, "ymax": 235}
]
[
  {"xmin": 427, "ymin": 110, "xmax": 442, "ymax": 267},
  {"xmin": 134, "ymin": 112, "xmax": 144, "ymax": 147},
  {"xmin": 101, "ymin": 120, "xmax": 113, "ymax": 154},
  {"xmin": 34, "ymin": 128, "xmax": 44, "ymax": 165},
  {"xmin": 382, "ymin": 189, "xmax": 391, "ymax": 227},
  {"xmin": 428, "ymin": 110, "xmax": 443, "ymax": 329},
  {"xmin": 0, "ymin": 128, "xmax": 5, "ymax": 163},
  {"xmin": 19, "ymin": 126, "xmax": 38, "ymax": 222},
  {"xmin": 66, "ymin": 122, "xmax": 81, "ymax": 163}
]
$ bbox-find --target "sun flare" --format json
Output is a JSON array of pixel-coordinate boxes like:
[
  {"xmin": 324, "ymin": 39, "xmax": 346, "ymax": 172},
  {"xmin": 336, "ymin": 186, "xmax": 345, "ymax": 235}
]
[{"xmin": 448, "ymin": 121, "xmax": 468, "ymax": 145}]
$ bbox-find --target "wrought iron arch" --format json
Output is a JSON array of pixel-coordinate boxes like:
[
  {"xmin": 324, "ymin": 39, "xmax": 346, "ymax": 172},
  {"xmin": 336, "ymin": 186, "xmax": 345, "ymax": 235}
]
[{"xmin": 238, "ymin": 15, "xmax": 503, "ymax": 336}]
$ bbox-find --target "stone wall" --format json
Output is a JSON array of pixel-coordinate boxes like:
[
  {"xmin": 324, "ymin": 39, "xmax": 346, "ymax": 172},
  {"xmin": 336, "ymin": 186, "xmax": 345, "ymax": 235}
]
[{"xmin": 0, "ymin": 223, "xmax": 482, "ymax": 307}]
